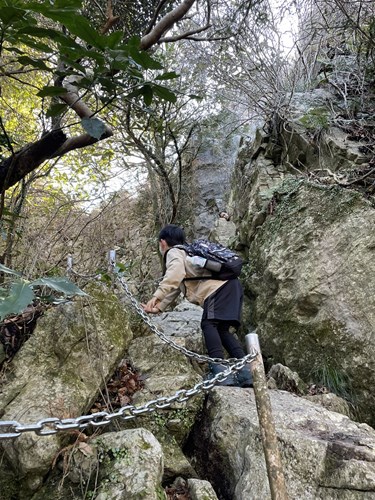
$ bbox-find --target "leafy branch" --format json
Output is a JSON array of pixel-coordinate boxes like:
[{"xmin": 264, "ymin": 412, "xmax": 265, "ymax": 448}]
[{"xmin": 0, "ymin": 263, "xmax": 87, "ymax": 321}]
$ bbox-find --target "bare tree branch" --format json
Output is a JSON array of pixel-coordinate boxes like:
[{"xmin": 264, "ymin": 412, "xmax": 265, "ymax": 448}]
[
  {"xmin": 144, "ymin": 0, "xmax": 171, "ymax": 36},
  {"xmin": 159, "ymin": 24, "xmax": 212, "ymax": 44},
  {"xmin": 0, "ymin": 130, "xmax": 67, "ymax": 193},
  {"xmin": 140, "ymin": 0, "xmax": 197, "ymax": 50},
  {"xmin": 100, "ymin": 0, "xmax": 120, "ymax": 34}
]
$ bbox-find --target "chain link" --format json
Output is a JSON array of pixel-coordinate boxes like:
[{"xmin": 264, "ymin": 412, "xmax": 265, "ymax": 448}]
[
  {"xmin": 116, "ymin": 275, "xmax": 257, "ymax": 366},
  {"xmin": 0, "ymin": 273, "xmax": 258, "ymax": 439},
  {"xmin": 0, "ymin": 357, "xmax": 254, "ymax": 439}
]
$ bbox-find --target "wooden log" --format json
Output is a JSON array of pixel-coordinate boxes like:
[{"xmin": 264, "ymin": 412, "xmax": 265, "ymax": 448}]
[{"xmin": 246, "ymin": 333, "xmax": 289, "ymax": 500}]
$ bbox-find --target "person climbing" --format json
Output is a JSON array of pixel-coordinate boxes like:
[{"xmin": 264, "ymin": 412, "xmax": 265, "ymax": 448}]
[
  {"xmin": 219, "ymin": 210, "xmax": 231, "ymax": 221},
  {"xmin": 141, "ymin": 224, "xmax": 252, "ymax": 387}
]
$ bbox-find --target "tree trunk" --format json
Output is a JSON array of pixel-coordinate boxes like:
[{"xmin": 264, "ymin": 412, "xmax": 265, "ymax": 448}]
[{"xmin": 0, "ymin": 130, "xmax": 66, "ymax": 193}]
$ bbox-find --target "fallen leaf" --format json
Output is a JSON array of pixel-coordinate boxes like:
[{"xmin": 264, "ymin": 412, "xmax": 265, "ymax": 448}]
[{"xmin": 78, "ymin": 442, "xmax": 94, "ymax": 457}]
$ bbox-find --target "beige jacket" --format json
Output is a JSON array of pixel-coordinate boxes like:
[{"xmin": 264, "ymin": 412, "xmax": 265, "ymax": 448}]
[{"xmin": 153, "ymin": 247, "xmax": 227, "ymax": 312}]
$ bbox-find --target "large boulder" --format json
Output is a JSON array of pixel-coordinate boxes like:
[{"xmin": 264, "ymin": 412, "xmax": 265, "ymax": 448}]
[
  {"xmin": 31, "ymin": 428, "xmax": 164, "ymax": 500},
  {"xmin": 127, "ymin": 327, "xmax": 204, "ymax": 447},
  {"xmin": 115, "ymin": 310, "xmax": 205, "ymax": 484},
  {"xmin": 244, "ymin": 180, "xmax": 375, "ymax": 424},
  {"xmin": 0, "ymin": 285, "xmax": 133, "ymax": 494},
  {"xmin": 189, "ymin": 387, "xmax": 375, "ymax": 499}
]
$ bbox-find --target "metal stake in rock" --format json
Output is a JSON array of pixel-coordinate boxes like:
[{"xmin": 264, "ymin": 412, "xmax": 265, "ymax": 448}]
[{"xmin": 246, "ymin": 333, "xmax": 289, "ymax": 500}]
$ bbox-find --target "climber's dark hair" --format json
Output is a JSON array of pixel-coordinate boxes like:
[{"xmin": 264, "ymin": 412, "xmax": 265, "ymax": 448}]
[{"xmin": 158, "ymin": 224, "xmax": 186, "ymax": 247}]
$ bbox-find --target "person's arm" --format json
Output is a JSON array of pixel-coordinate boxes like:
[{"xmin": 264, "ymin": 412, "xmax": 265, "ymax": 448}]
[{"xmin": 142, "ymin": 248, "xmax": 185, "ymax": 313}]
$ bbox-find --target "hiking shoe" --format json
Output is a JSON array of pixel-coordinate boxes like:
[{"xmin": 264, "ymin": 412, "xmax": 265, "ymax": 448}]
[
  {"xmin": 207, "ymin": 363, "xmax": 239, "ymax": 386},
  {"xmin": 236, "ymin": 365, "xmax": 253, "ymax": 388}
]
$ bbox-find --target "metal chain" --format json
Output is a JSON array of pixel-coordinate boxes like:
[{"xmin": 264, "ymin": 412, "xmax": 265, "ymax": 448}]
[
  {"xmin": 0, "ymin": 271, "xmax": 258, "ymax": 440},
  {"xmin": 69, "ymin": 269, "xmax": 102, "ymax": 279},
  {"xmin": 116, "ymin": 275, "xmax": 257, "ymax": 366},
  {"xmin": 69, "ymin": 268, "xmax": 162, "ymax": 285},
  {"xmin": 0, "ymin": 357, "xmax": 253, "ymax": 439}
]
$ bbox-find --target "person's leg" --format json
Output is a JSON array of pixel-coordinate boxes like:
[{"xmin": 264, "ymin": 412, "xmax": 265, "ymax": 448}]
[
  {"xmin": 217, "ymin": 321, "xmax": 253, "ymax": 388},
  {"xmin": 201, "ymin": 318, "xmax": 237, "ymax": 386},
  {"xmin": 217, "ymin": 321, "xmax": 246, "ymax": 358},
  {"xmin": 201, "ymin": 319, "xmax": 225, "ymax": 358}
]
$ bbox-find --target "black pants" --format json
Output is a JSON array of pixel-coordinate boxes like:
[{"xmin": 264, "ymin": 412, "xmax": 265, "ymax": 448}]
[
  {"xmin": 201, "ymin": 319, "xmax": 246, "ymax": 359},
  {"xmin": 201, "ymin": 279, "xmax": 245, "ymax": 359}
]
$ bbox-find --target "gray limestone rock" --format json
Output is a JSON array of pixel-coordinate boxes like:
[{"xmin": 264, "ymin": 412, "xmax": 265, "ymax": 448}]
[
  {"xmin": 190, "ymin": 387, "xmax": 375, "ymax": 499},
  {"xmin": 0, "ymin": 284, "xmax": 133, "ymax": 494},
  {"xmin": 48, "ymin": 428, "xmax": 165, "ymax": 500},
  {"xmin": 92, "ymin": 428, "xmax": 164, "ymax": 500},
  {"xmin": 268, "ymin": 363, "xmax": 307, "ymax": 395},
  {"xmin": 187, "ymin": 478, "xmax": 219, "ymax": 499},
  {"xmin": 245, "ymin": 181, "xmax": 375, "ymax": 424},
  {"xmin": 303, "ymin": 392, "xmax": 352, "ymax": 418},
  {"xmin": 127, "ymin": 332, "xmax": 204, "ymax": 446},
  {"xmin": 233, "ymin": 157, "xmax": 375, "ymax": 425},
  {"xmin": 209, "ymin": 218, "xmax": 237, "ymax": 247}
]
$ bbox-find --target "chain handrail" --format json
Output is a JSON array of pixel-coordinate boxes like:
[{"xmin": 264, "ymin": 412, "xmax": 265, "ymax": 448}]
[
  {"xmin": 0, "ymin": 356, "xmax": 255, "ymax": 439},
  {"xmin": 0, "ymin": 268, "xmax": 258, "ymax": 440},
  {"xmin": 116, "ymin": 275, "xmax": 257, "ymax": 366}
]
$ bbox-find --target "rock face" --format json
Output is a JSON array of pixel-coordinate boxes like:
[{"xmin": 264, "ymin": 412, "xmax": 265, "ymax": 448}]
[
  {"xmin": 128, "ymin": 331, "xmax": 204, "ymax": 447},
  {"xmin": 31, "ymin": 428, "xmax": 165, "ymax": 500},
  {"xmin": 192, "ymin": 130, "xmax": 241, "ymax": 238},
  {"xmin": 110, "ymin": 305, "xmax": 204, "ymax": 483},
  {"xmin": 189, "ymin": 387, "xmax": 375, "ymax": 499},
  {"xmin": 283, "ymin": 87, "xmax": 370, "ymax": 172},
  {"xmin": 231, "ymin": 111, "xmax": 375, "ymax": 424},
  {"xmin": 245, "ymin": 179, "xmax": 375, "ymax": 424},
  {"xmin": 0, "ymin": 285, "xmax": 133, "ymax": 494},
  {"xmin": 84, "ymin": 428, "xmax": 164, "ymax": 500}
]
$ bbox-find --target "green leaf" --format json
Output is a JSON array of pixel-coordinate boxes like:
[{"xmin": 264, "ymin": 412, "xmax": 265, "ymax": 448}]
[
  {"xmin": 60, "ymin": 55, "xmax": 88, "ymax": 73},
  {"xmin": 127, "ymin": 36, "xmax": 141, "ymax": 48},
  {"xmin": 0, "ymin": 281, "xmax": 35, "ymax": 321},
  {"xmin": 1, "ymin": 208, "xmax": 25, "ymax": 220},
  {"xmin": 54, "ymin": 0, "xmax": 82, "ymax": 8},
  {"xmin": 156, "ymin": 72, "xmax": 180, "ymax": 80},
  {"xmin": 84, "ymin": 48, "xmax": 105, "ymax": 66},
  {"xmin": 31, "ymin": 277, "xmax": 87, "ymax": 296},
  {"xmin": 46, "ymin": 103, "xmax": 68, "ymax": 117},
  {"xmin": 114, "ymin": 263, "xmax": 127, "ymax": 273},
  {"xmin": 153, "ymin": 85, "xmax": 177, "ymax": 103},
  {"xmin": 37, "ymin": 86, "xmax": 67, "ymax": 97},
  {"xmin": 129, "ymin": 46, "xmax": 163, "ymax": 70},
  {"xmin": 98, "ymin": 272, "xmax": 112, "ymax": 284},
  {"xmin": 111, "ymin": 59, "xmax": 130, "ymax": 71},
  {"xmin": 26, "ymin": 4, "xmax": 104, "ymax": 49},
  {"xmin": 126, "ymin": 88, "xmax": 143, "ymax": 99},
  {"xmin": 0, "ymin": 6, "xmax": 25, "ymax": 26},
  {"xmin": 0, "ymin": 263, "xmax": 22, "ymax": 277},
  {"xmin": 16, "ymin": 26, "xmax": 82, "ymax": 50},
  {"xmin": 141, "ymin": 85, "xmax": 153, "ymax": 106},
  {"xmin": 18, "ymin": 55, "xmax": 50, "ymax": 70},
  {"xmin": 3, "ymin": 46, "xmax": 25, "ymax": 55},
  {"xmin": 106, "ymin": 31, "xmax": 124, "ymax": 49},
  {"xmin": 17, "ymin": 26, "xmax": 60, "ymax": 38},
  {"xmin": 67, "ymin": 18, "xmax": 105, "ymax": 49},
  {"xmin": 97, "ymin": 77, "xmax": 117, "ymax": 93},
  {"xmin": 14, "ymin": 35, "xmax": 53, "ymax": 53},
  {"xmin": 24, "ymin": 2, "xmax": 77, "ymax": 20},
  {"xmin": 81, "ymin": 117, "xmax": 106, "ymax": 139}
]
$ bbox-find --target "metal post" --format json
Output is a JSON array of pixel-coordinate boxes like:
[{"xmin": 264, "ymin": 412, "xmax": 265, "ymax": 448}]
[
  {"xmin": 108, "ymin": 249, "xmax": 116, "ymax": 272},
  {"xmin": 108, "ymin": 250, "xmax": 116, "ymax": 289},
  {"xmin": 66, "ymin": 254, "xmax": 73, "ymax": 276},
  {"xmin": 246, "ymin": 333, "xmax": 289, "ymax": 500}
]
